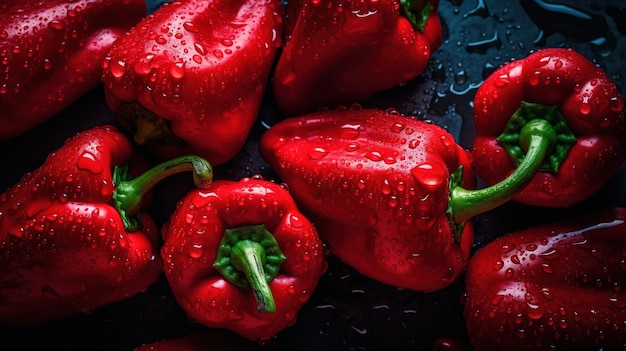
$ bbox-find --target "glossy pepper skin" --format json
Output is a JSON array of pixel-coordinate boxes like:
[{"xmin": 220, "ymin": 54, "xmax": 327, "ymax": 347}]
[
  {"xmin": 272, "ymin": 0, "xmax": 442, "ymax": 116},
  {"xmin": 260, "ymin": 107, "xmax": 571, "ymax": 291},
  {"xmin": 161, "ymin": 176, "xmax": 325, "ymax": 340},
  {"xmin": 0, "ymin": 0, "xmax": 146, "ymax": 140},
  {"xmin": 0, "ymin": 125, "xmax": 213, "ymax": 326},
  {"xmin": 472, "ymin": 48, "xmax": 626, "ymax": 208},
  {"xmin": 464, "ymin": 207, "xmax": 626, "ymax": 350},
  {"xmin": 102, "ymin": 0, "xmax": 283, "ymax": 166}
]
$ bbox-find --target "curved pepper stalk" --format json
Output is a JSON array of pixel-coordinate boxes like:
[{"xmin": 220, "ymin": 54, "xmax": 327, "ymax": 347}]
[
  {"xmin": 114, "ymin": 155, "xmax": 214, "ymax": 231},
  {"xmin": 213, "ymin": 225, "xmax": 286, "ymax": 313},
  {"xmin": 449, "ymin": 102, "xmax": 575, "ymax": 227}
]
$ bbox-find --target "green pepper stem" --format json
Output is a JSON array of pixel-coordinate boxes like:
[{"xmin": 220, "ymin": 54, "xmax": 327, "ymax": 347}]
[
  {"xmin": 449, "ymin": 119, "xmax": 557, "ymax": 224},
  {"xmin": 230, "ymin": 240, "xmax": 277, "ymax": 313},
  {"xmin": 213, "ymin": 225, "xmax": 286, "ymax": 314},
  {"xmin": 113, "ymin": 155, "xmax": 213, "ymax": 231},
  {"xmin": 400, "ymin": 0, "xmax": 435, "ymax": 32}
]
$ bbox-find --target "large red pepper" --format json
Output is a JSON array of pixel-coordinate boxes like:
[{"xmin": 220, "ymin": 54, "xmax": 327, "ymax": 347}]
[
  {"xmin": 272, "ymin": 0, "xmax": 442, "ymax": 116},
  {"xmin": 463, "ymin": 207, "xmax": 626, "ymax": 350},
  {"xmin": 0, "ymin": 0, "xmax": 147, "ymax": 140},
  {"xmin": 472, "ymin": 47, "xmax": 626, "ymax": 208},
  {"xmin": 102, "ymin": 0, "xmax": 283, "ymax": 166},
  {"xmin": 0, "ymin": 125, "xmax": 213, "ymax": 325},
  {"xmin": 161, "ymin": 176, "xmax": 326, "ymax": 340},
  {"xmin": 260, "ymin": 107, "xmax": 572, "ymax": 291}
]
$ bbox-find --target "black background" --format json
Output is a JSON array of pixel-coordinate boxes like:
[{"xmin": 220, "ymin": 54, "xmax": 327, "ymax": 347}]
[{"xmin": 1, "ymin": 0, "xmax": 625, "ymax": 350}]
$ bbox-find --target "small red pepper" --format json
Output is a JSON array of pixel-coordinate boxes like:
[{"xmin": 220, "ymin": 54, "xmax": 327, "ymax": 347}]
[
  {"xmin": 260, "ymin": 107, "xmax": 571, "ymax": 291},
  {"xmin": 0, "ymin": 0, "xmax": 147, "ymax": 140},
  {"xmin": 102, "ymin": 0, "xmax": 284, "ymax": 165},
  {"xmin": 161, "ymin": 176, "xmax": 326, "ymax": 340},
  {"xmin": 464, "ymin": 207, "xmax": 626, "ymax": 350},
  {"xmin": 0, "ymin": 125, "xmax": 213, "ymax": 326},
  {"xmin": 272, "ymin": 0, "xmax": 442, "ymax": 116},
  {"xmin": 472, "ymin": 47, "xmax": 626, "ymax": 208}
]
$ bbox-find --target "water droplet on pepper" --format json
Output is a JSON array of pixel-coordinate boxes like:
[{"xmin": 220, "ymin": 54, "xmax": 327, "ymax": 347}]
[
  {"xmin": 187, "ymin": 244, "xmax": 204, "ymax": 259},
  {"xmin": 411, "ymin": 163, "xmax": 446, "ymax": 191},
  {"xmin": 308, "ymin": 147, "xmax": 328, "ymax": 160},
  {"xmin": 41, "ymin": 285, "xmax": 61, "ymax": 300},
  {"xmin": 77, "ymin": 151, "xmax": 103, "ymax": 174}
]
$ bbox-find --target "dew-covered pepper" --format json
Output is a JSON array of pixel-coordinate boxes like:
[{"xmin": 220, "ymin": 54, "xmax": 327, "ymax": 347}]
[
  {"xmin": 472, "ymin": 48, "xmax": 626, "ymax": 207},
  {"xmin": 161, "ymin": 176, "xmax": 325, "ymax": 340},
  {"xmin": 0, "ymin": 125, "xmax": 213, "ymax": 325},
  {"xmin": 464, "ymin": 207, "xmax": 626, "ymax": 350},
  {"xmin": 102, "ymin": 0, "xmax": 284, "ymax": 165},
  {"xmin": 260, "ymin": 107, "xmax": 574, "ymax": 291},
  {"xmin": 272, "ymin": 0, "xmax": 442, "ymax": 116},
  {"xmin": 0, "ymin": 0, "xmax": 146, "ymax": 139}
]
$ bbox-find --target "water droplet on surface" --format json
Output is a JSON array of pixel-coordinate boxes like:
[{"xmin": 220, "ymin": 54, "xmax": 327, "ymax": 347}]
[
  {"xmin": 110, "ymin": 60, "xmax": 126, "ymax": 78},
  {"xmin": 168, "ymin": 62, "xmax": 185, "ymax": 79},
  {"xmin": 390, "ymin": 122, "xmax": 404, "ymax": 133},
  {"xmin": 194, "ymin": 42, "xmax": 206, "ymax": 55},
  {"xmin": 48, "ymin": 20, "xmax": 64, "ymax": 30},
  {"xmin": 339, "ymin": 124, "xmax": 360, "ymax": 139},
  {"xmin": 499, "ymin": 242, "xmax": 515, "ymax": 254},
  {"xmin": 540, "ymin": 263, "xmax": 554, "ymax": 274},
  {"xmin": 183, "ymin": 22, "xmax": 198, "ymax": 33},
  {"xmin": 411, "ymin": 163, "xmax": 446, "ymax": 190},
  {"xmin": 41, "ymin": 285, "xmax": 61, "ymax": 300},
  {"xmin": 77, "ymin": 151, "xmax": 103, "ymax": 174},
  {"xmin": 579, "ymin": 102, "xmax": 591, "ymax": 115},
  {"xmin": 609, "ymin": 295, "xmax": 626, "ymax": 309},
  {"xmin": 287, "ymin": 213, "xmax": 304, "ymax": 228},
  {"xmin": 308, "ymin": 147, "xmax": 328, "ymax": 160},
  {"xmin": 609, "ymin": 96, "xmax": 624, "ymax": 112},
  {"xmin": 365, "ymin": 151, "xmax": 383, "ymax": 162},
  {"xmin": 538, "ymin": 248, "xmax": 560, "ymax": 260},
  {"xmin": 492, "ymin": 259, "xmax": 504, "ymax": 271},
  {"xmin": 187, "ymin": 244, "xmax": 204, "ymax": 259},
  {"xmin": 345, "ymin": 143, "xmax": 359, "ymax": 152},
  {"xmin": 504, "ymin": 267, "xmax": 514, "ymax": 278},
  {"xmin": 526, "ymin": 301, "xmax": 545, "ymax": 319}
]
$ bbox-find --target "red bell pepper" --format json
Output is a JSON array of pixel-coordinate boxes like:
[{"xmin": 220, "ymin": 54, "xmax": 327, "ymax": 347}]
[
  {"xmin": 463, "ymin": 207, "xmax": 626, "ymax": 350},
  {"xmin": 0, "ymin": 125, "xmax": 213, "ymax": 326},
  {"xmin": 161, "ymin": 176, "xmax": 326, "ymax": 340},
  {"xmin": 272, "ymin": 0, "xmax": 442, "ymax": 116},
  {"xmin": 472, "ymin": 47, "xmax": 626, "ymax": 208},
  {"xmin": 102, "ymin": 0, "xmax": 284, "ymax": 166},
  {"xmin": 0, "ymin": 0, "xmax": 147, "ymax": 140},
  {"xmin": 259, "ymin": 107, "xmax": 573, "ymax": 291}
]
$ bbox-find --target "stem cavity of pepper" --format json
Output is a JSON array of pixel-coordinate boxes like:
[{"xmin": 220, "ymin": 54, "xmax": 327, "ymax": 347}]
[
  {"xmin": 497, "ymin": 102, "xmax": 576, "ymax": 172},
  {"xmin": 116, "ymin": 102, "xmax": 184, "ymax": 146},
  {"xmin": 213, "ymin": 225, "xmax": 286, "ymax": 314},
  {"xmin": 447, "ymin": 101, "xmax": 576, "ymax": 238},
  {"xmin": 400, "ymin": 0, "xmax": 434, "ymax": 32},
  {"xmin": 113, "ymin": 155, "xmax": 213, "ymax": 231}
]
